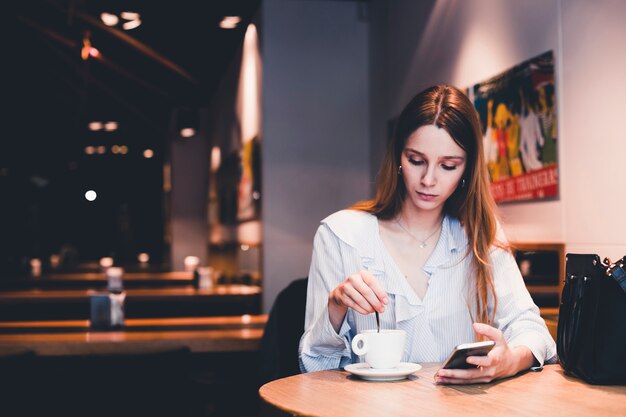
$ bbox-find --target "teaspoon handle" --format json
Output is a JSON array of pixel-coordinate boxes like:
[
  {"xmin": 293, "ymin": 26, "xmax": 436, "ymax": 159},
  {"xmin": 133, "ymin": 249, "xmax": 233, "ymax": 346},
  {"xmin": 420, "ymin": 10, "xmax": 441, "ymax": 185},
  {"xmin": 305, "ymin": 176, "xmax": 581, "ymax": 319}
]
[{"xmin": 375, "ymin": 311, "xmax": 380, "ymax": 333}]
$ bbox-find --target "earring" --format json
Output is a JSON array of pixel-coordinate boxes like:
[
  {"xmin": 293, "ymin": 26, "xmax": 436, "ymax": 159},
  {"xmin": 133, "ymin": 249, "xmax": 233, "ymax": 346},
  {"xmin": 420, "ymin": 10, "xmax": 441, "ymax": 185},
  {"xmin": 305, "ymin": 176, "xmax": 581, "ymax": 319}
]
[
  {"xmin": 461, "ymin": 178, "xmax": 466, "ymax": 188},
  {"xmin": 398, "ymin": 165, "xmax": 402, "ymax": 175}
]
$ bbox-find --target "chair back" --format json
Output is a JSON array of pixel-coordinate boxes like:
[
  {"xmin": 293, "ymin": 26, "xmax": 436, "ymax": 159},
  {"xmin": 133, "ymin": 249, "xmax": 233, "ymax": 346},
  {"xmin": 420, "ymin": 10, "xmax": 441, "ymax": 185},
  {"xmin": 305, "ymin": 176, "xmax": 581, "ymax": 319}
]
[{"xmin": 259, "ymin": 277, "xmax": 308, "ymax": 385}]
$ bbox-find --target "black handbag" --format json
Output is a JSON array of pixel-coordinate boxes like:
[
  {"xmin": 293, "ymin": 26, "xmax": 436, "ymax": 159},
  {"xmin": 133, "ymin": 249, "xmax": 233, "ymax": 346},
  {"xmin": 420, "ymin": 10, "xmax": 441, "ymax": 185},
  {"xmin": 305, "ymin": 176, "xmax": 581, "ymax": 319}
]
[{"xmin": 557, "ymin": 253, "xmax": 626, "ymax": 384}]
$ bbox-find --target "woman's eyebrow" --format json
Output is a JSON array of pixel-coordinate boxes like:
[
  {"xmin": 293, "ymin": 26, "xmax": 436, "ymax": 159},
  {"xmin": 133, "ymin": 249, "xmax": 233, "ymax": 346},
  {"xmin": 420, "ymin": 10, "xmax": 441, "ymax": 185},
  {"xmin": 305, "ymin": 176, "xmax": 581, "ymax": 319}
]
[{"xmin": 404, "ymin": 148, "xmax": 465, "ymax": 161}]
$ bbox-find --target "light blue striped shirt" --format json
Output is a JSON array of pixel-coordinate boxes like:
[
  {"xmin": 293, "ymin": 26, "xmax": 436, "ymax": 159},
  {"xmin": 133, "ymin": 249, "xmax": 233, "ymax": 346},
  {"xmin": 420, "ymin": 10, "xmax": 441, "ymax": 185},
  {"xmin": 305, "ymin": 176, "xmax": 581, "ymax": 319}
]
[{"xmin": 299, "ymin": 209, "xmax": 557, "ymax": 372}]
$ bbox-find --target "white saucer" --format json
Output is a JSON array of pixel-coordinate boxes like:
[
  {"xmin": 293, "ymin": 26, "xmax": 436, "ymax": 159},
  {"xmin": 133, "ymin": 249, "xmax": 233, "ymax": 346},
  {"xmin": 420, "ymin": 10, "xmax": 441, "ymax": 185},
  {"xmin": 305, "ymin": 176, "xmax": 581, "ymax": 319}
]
[{"xmin": 344, "ymin": 362, "xmax": 422, "ymax": 381}]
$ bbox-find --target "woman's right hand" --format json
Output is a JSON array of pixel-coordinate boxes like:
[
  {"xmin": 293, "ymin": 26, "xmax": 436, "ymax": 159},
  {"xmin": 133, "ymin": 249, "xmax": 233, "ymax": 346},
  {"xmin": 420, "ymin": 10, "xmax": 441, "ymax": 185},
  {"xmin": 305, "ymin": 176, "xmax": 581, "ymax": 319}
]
[{"xmin": 327, "ymin": 270, "xmax": 388, "ymax": 332}]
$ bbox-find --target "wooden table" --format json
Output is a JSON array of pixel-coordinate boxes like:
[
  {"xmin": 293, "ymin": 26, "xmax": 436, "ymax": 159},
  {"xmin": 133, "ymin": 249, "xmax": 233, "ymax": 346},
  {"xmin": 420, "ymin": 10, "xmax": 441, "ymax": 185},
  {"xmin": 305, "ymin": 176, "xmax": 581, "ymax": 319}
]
[
  {"xmin": 0, "ymin": 315, "xmax": 268, "ymax": 417},
  {"xmin": 0, "ymin": 314, "xmax": 266, "ymax": 356},
  {"xmin": 259, "ymin": 363, "xmax": 626, "ymax": 417}
]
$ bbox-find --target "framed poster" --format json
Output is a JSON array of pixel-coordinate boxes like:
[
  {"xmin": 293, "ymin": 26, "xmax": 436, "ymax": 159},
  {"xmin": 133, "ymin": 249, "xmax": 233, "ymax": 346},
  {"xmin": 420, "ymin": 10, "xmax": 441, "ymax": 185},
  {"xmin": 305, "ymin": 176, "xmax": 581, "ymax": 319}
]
[{"xmin": 467, "ymin": 50, "xmax": 558, "ymax": 203}]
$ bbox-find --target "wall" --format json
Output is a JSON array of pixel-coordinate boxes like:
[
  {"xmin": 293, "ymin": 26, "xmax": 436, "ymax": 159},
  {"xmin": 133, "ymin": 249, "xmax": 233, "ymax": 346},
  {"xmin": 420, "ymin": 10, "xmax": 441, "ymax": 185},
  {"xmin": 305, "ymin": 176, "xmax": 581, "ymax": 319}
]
[
  {"xmin": 369, "ymin": 0, "xmax": 626, "ymax": 260},
  {"xmin": 169, "ymin": 110, "xmax": 210, "ymax": 270},
  {"xmin": 261, "ymin": 0, "xmax": 370, "ymax": 312},
  {"xmin": 559, "ymin": 0, "xmax": 626, "ymax": 259}
]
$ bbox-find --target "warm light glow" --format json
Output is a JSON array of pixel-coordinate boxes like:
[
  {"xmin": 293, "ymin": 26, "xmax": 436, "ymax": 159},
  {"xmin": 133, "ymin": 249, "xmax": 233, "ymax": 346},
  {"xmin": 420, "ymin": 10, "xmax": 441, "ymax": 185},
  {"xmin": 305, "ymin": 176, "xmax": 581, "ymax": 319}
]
[
  {"xmin": 184, "ymin": 256, "xmax": 200, "ymax": 272},
  {"xmin": 123, "ymin": 19, "xmax": 142, "ymax": 30},
  {"xmin": 49, "ymin": 254, "xmax": 61, "ymax": 268},
  {"xmin": 210, "ymin": 146, "xmax": 221, "ymax": 172},
  {"xmin": 180, "ymin": 127, "xmax": 196, "ymax": 138},
  {"xmin": 119, "ymin": 145, "xmax": 128, "ymax": 154},
  {"xmin": 236, "ymin": 23, "xmax": 261, "ymax": 221},
  {"xmin": 81, "ymin": 36, "xmax": 91, "ymax": 61},
  {"xmin": 241, "ymin": 314, "xmax": 251, "ymax": 324},
  {"xmin": 121, "ymin": 11, "xmax": 140, "ymax": 20},
  {"xmin": 111, "ymin": 145, "xmax": 120, "ymax": 154},
  {"xmin": 97, "ymin": 146, "xmax": 106, "ymax": 154},
  {"xmin": 88, "ymin": 47, "xmax": 100, "ymax": 58},
  {"xmin": 85, "ymin": 146, "xmax": 95, "ymax": 155},
  {"xmin": 99, "ymin": 257, "xmax": 114, "ymax": 268},
  {"xmin": 104, "ymin": 121, "xmax": 118, "ymax": 131},
  {"xmin": 85, "ymin": 190, "xmax": 97, "ymax": 201},
  {"xmin": 252, "ymin": 191, "xmax": 260, "ymax": 200},
  {"xmin": 101, "ymin": 13, "xmax": 119, "ymax": 26},
  {"xmin": 88, "ymin": 121, "xmax": 103, "ymax": 131},
  {"xmin": 220, "ymin": 16, "xmax": 241, "ymax": 29},
  {"xmin": 30, "ymin": 258, "xmax": 42, "ymax": 277},
  {"xmin": 137, "ymin": 253, "xmax": 150, "ymax": 263},
  {"xmin": 238, "ymin": 24, "xmax": 261, "ymax": 145},
  {"xmin": 163, "ymin": 163, "xmax": 171, "ymax": 192},
  {"xmin": 143, "ymin": 149, "xmax": 154, "ymax": 159},
  {"xmin": 240, "ymin": 244, "xmax": 250, "ymax": 251}
]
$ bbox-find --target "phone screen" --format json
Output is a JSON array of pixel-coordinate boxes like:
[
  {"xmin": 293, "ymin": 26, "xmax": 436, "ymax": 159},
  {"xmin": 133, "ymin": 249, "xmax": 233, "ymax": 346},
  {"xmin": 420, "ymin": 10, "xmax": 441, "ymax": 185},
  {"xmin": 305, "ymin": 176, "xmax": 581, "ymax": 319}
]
[{"xmin": 441, "ymin": 341, "xmax": 495, "ymax": 370}]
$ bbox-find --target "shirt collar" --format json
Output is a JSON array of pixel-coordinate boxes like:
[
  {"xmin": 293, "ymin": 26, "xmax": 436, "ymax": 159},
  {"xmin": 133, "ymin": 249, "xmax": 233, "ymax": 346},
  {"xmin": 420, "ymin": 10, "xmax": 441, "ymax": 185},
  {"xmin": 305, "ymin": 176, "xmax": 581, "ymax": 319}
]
[{"xmin": 423, "ymin": 215, "xmax": 468, "ymax": 274}]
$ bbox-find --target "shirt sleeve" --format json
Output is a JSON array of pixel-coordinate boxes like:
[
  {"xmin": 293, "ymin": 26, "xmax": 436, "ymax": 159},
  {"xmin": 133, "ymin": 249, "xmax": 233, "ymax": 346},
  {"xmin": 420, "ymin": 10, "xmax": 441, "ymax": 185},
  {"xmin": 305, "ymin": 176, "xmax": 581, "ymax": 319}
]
[
  {"xmin": 490, "ymin": 246, "xmax": 558, "ymax": 366},
  {"xmin": 299, "ymin": 223, "xmax": 354, "ymax": 372}
]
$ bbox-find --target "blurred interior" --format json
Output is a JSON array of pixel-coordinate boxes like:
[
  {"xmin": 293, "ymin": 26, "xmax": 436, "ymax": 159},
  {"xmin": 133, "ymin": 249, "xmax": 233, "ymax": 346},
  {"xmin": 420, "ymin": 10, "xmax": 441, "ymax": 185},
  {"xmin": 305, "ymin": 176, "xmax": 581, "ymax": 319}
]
[{"xmin": 1, "ymin": 0, "xmax": 625, "ymax": 416}]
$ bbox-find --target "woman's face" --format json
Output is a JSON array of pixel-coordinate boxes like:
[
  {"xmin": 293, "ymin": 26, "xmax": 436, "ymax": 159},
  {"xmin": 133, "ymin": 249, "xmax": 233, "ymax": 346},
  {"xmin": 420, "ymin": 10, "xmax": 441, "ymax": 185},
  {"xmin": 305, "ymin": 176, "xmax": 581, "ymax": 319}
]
[{"xmin": 400, "ymin": 125, "xmax": 466, "ymax": 214}]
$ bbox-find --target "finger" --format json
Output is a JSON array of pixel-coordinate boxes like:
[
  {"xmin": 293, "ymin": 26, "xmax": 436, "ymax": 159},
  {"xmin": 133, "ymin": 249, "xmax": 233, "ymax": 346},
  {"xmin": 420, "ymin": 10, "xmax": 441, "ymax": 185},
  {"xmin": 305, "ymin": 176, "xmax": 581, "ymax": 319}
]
[
  {"xmin": 351, "ymin": 272, "xmax": 386, "ymax": 312},
  {"xmin": 436, "ymin": 367, "xmax": 487, "ymax": 381},
  {"xmin": 329, "ymin": 285, "xmax": 365, "ymax": 314},
  {"xmin": 359, "ymin": 270, "xmax": 389, "ymax": 307},
  {"xmin": 342, "ymin": 285, "xmax": 375, "ymax": 315},
  {"xmin": 473, "ymin": 323, "xmax": 506, "ymax": 345},
  {"xmin": 466, "ymin": 355, "xmax": 493, "ymax": 367}
]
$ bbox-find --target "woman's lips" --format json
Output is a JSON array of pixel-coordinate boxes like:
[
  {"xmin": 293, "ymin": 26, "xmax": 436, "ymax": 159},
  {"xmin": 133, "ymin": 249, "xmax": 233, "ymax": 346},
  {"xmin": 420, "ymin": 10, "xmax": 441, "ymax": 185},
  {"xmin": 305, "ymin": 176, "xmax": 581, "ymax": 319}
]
[{"xmin": 417, "ymin": 191, "xmax": 437, "ymax": 201}]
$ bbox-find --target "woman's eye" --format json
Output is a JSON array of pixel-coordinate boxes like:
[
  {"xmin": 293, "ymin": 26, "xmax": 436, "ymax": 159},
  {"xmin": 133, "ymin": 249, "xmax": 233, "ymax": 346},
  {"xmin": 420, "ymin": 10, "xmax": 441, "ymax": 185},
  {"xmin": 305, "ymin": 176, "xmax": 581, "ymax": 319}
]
[
  {"xmin": 408, "ymin": 159, "xmax": 424, "ymax": 166},
  {"xmin": 441, "ymin": 164, "xmax": 457, "ymax": 171}
]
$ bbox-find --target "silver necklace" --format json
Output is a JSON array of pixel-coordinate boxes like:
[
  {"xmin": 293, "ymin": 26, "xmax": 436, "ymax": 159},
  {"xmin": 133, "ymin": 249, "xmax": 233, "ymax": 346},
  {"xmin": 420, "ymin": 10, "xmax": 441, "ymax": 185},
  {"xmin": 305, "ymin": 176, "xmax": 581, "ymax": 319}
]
[{"xmin": 395, "ymin": 217, "xmax": 442, "ymax": 249}]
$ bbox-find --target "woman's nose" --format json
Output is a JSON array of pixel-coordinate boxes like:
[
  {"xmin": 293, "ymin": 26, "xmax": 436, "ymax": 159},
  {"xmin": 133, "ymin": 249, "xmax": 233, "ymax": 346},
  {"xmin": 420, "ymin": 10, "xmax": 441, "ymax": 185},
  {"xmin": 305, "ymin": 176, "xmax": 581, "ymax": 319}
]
[{"xmin": 421, "ymin": 166, "xmax": 437, "ymax": 187}]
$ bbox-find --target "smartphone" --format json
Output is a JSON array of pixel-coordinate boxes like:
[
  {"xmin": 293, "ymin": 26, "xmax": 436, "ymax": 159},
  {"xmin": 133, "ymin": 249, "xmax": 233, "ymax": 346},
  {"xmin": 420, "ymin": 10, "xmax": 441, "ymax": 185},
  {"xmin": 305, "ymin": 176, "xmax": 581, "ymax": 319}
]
[{"xmin": 440, "ymin": 340, "xmax": 495, "ymax": 370}]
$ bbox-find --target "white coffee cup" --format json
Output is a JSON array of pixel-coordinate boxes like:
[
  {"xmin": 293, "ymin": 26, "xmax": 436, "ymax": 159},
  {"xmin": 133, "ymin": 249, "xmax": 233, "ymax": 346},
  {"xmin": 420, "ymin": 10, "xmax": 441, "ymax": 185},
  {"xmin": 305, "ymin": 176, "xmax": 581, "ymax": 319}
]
[{"xmin": 351, "ymin": 329, "xmax": 406, "ymax": 369}]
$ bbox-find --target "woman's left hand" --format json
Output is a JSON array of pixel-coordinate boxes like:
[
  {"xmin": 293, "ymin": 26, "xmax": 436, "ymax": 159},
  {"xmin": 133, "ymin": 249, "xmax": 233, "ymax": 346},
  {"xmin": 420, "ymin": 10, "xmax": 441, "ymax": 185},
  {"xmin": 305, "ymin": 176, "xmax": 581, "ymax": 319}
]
[{"xmin": 435, "ymin": 322, "xmax": 535, "ymax": 385}]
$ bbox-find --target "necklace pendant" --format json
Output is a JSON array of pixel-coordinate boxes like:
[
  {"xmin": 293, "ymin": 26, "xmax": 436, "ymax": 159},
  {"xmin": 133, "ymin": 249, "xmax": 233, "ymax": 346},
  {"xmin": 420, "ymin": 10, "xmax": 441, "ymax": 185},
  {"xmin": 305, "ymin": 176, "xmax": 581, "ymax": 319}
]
[{"xmin": 419, "ymin": 242, "xmax": 427, "ymax": 249}]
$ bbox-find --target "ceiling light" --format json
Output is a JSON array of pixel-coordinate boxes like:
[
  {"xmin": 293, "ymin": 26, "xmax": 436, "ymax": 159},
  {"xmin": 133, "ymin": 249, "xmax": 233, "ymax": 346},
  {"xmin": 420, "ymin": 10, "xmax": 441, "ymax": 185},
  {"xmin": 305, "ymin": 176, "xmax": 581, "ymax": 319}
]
[
  {"xmin": 101, "ymin": 11, "xmax": 141, "ymax": 30},
  {"xmin": 143, "ymin": 149, "xmax": 154, "ymax": 159},
  {"xmin": 121, "ymin": 12, "xmax": 140, "ymax": 20},
  {"xmin": 123, "ymin": 19, "xmax": 142, "ymax": 30},
  {"xmin": 180, "ymin": 127, "xmax": 196, "ymax": 138},
  {"xmin": 81, "ymin": 36, "xmax": 92, "ymax": 60},
  {"xmin": 88, "ymin": 47, "xmax": 100, "ymax": 58},
  {"xmin": 88, "ymin": 121, "xmax": 103, "ymax": 131},
  {"xmin": 85, "ymin": 190, "xmax": 97, "ymax": 201},
  {"xmin": 101, "ymin": 13, "xmax": 119, "ymax": 26},
  {"xmin": 220, "ymin": 16, "xmax": 241, "ymax": 29},
  {"xmin": 104, "ymin": 121, "xmax": 118, "ymax": 131}
]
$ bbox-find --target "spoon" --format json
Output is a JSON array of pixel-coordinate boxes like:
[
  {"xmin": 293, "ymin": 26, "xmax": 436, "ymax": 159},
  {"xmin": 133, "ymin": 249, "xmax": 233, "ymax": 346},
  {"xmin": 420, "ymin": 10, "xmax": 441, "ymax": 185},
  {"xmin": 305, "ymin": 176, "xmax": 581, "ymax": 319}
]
[{"xmin": 375, "ymin": 311, "xmax": 380, "ymax": 333}]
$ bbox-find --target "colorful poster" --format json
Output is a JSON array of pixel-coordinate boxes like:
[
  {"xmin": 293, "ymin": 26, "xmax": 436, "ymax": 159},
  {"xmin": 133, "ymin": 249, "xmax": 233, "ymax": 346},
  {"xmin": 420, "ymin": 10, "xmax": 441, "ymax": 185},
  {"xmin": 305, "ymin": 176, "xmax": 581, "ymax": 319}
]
[{"xmin": 467, "ymin": 50, "xmax": 558, "ymax": 203}]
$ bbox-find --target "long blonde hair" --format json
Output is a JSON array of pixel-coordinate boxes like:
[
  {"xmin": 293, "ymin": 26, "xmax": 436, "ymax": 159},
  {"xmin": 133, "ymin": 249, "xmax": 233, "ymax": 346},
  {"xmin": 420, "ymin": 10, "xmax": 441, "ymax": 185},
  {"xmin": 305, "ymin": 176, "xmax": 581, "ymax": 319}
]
[{"xmin": 352, "ymin": 85, "xmax": 499, "ymax": 327}]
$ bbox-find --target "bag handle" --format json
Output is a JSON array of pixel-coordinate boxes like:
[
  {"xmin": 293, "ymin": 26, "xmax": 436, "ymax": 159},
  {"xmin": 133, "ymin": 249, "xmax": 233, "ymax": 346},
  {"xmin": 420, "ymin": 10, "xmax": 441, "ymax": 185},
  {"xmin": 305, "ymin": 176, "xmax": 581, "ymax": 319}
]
[{"xmin": 606, "ymin": 256, "xmax": 626, "ymax": 293}]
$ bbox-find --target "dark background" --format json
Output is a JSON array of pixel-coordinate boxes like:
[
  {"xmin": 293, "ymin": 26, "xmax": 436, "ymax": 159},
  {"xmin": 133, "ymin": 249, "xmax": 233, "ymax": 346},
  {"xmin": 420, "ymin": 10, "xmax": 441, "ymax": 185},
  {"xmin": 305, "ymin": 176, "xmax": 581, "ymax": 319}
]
[{"xmin": 1, "ymin": 0, "xmax": 260, "ymax": 274}]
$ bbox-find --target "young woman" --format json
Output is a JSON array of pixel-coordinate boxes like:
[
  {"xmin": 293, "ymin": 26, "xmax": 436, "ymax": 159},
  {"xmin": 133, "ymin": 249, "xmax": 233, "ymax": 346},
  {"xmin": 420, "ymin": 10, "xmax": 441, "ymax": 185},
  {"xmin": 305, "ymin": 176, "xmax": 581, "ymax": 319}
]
[{"xmin": 299, "ymin": 85, "xmax": 556, "ymax": 384}]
